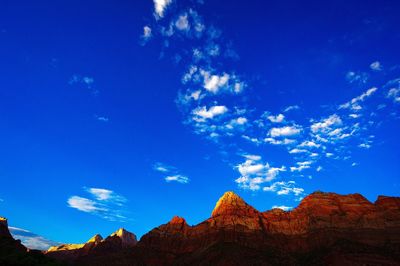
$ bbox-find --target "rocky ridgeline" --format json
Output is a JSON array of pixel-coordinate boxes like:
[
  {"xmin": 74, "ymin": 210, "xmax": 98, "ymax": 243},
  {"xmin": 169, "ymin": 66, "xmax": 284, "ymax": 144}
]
[{"xmin": 2, "ymin": 191, "xmax": 400, "ymax": 265}]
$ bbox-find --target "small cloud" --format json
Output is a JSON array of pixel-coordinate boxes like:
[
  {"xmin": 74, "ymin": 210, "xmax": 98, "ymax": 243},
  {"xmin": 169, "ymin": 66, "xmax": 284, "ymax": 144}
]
[
  {"xmin": 9, "ymin": 227, "xmax": 59, "ymax": 250},
  {"xmin": 235, "ymin": 155, "xmax": 286, "ymax": 191},
  {"xmin": 339, "ymin": 87, "xmax": 378, "ymax": 110},
  {"xmin": 69, "ymin": 75, "xmax": 98, "ymax": 94},
  {"xmin": 370, "ymin": 61, "xmax": 383, "ymax": 71},
  {"xmin": 387, "ymin": 88, "xmax": 400, "ymax": 103},
  {"xmin": 201, "ymin": 70, "xmax": 230, "ymax": 93},
  {"xmin": 175, "ymin": 14, "xmax": 189, "ymax": 31},
  {"xmin": 140, "ymin": 26, "xmax": 152, "ymax": 45},
  {"xmin": 67, "ymin": 188, "xmax": 128, "ymax": 222},
  {"xmin": 263, "ymin": 181, "xmax": 304, "ymax": 197},
  {"xmin": 283, "ymin": 105, "xmax": 300, "ymax": 112},
  {"xmin": 358, "ymin": 143, "xmax": 371, "ymax": 149},
  {"xmin": 96, "ymin": 116, "xmax": 109, "ymax": 122},
  {"xmin": 267, "ymin": 114, "xmax": 285, "ymax": 123},
  {"xmin": 311, "ymin": 114, "xmax": 342, "ymax": 133},
  {"xmin": 153, "ymin": 0, "xmax": 172, "ymax": 18},
  {"xmin": 289, "ymin": 148, "xmax": 308, "ymax": 154},
  {"xmin": 165, "ymin": 174, "xmax": 189, "ymax": 184},
  {"xmin": 352, "ymin": 162, "xmax": 358, "ymax": 167},
  {"xmin": 153, "ymin": 162, "xmax": 190, "ymax": 184},
  {"xmin": 272, "ymin": 205, "xmax": 292, "ymax": 211},
  {"xmin": 269, "ymin": 125, "xmax": 302, "ymax": 138},
  {"xmin": 192, "ymin": 105, "xmax": 228, "ymax": 122},
  {"xmin": 68, "ymin": 196, "xmax": 106, "ymax": 213},
  {"xmin": 346, "ymin": 71, "xmax": 368, "ymax": 85}
]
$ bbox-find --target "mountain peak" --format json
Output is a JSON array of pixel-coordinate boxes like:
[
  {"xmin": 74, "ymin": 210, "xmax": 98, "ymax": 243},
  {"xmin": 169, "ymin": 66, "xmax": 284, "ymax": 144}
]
[
  {"xmin": 169, "ymin": 216, "xmax": 187, "ymax": 225},
  {"xmin": 87, "ymin": 234, "xmax": 103, "ymax": 244},
  {"xmin": 108, "ymin": 228, "xmax": 137, "ymax": 246},
  {"xmin": 0, "ymin": 217, "xmax": 7, "ymax": 225},
  {"xmin": 211, "ymin": 191, "xmax": 258, "ymax": 217}
]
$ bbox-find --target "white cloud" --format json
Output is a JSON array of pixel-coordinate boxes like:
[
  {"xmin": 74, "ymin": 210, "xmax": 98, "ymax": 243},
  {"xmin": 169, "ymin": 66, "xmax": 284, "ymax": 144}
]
[
  {"xmin": 143, "ymin": 26, "xmax": 152, "ymax": 38},
  {"xmin": 235, "ymin": 155, "xmax": 286, "ymax": 191},
  {"xmin": 263, "ymin": 181, "xmax": 304, "ymax": 197},
  {"xmin": 299, "ymin": 140, "xmax": 320, "ymax": 148},
  {"xmin": 175, "ymin": 14, "xmax": 189, "ymax": 31},
  {"xmin": 243, "ymin": 154, "xmax": 261, "ymax": 161},
  {"xmin": 272, "ymin": 205, "xmax": 292, "ymax": 211},
  {"xmin": 201, "ymin": 70, "xmax": 230, "ymax": 93},
  {"xmin": 290, "ymin": 161, "xmax": 312, "ymax": 172},
  {"xmin": 283, "ymin": 105, "xmax": 300, "ymax": 112},
  {"xmin": 264, "ymin": 137, "xmax": 296, "ymax": 145},
  {"xmin": 67, "ymin": 188, "xmax": 128, "ymax": 221},
  {"xmin": 387, "ymin": 88, "xmax": 400, "ymax": 103},
  {"xmin": 269, "ymin": 125, "xmax": 301, "ymax": 137},
  {"xmin": 346, "ymin": 71, "xmax": 368, "ymax": 84},
  {"xmin": 267, "ymin": 114, "xmax": 285, "ymax": 123},
  {"xmin": 10, "ymin": 227, "xmax": 59, "ymax": 251},
  {"xmin": 68, "ymin": 196, "xmax": 106, "ymax": 213},
  {"xmin": 358, "ymin": 143, "xmax": 371, "ymax": 149},
  {"xmin": 289, "ymin": 148, "xmax": 308, "ymax": 154},
  {"xmin": 192, "ymin": 105, "xmax": 228, "ymax": 121},
  {"xmin": 153, "ymin": 0, "xmax": 172, "ymax": 18},
  {"xmin": 88, "ymin": 188, "xmax": 113, "ymax": 201},
  {"xmin": 339, "ymin": 87, "xmax": 378, "ymax": 110},
  {"xmin": 226, "ymin": 117, "xmax": 247, "ymax": 130},
  {"xmin": 370, "ymin": 61, "xmax": 383, "ymax": 71},
  {"xmin": 311, "ymin": 114, "xmax": 342, "ymax": 133},
  {"xmin": 165, "ymin": 174, "xmax": 189, "ymax": 183},
  {"xmin": 153, "ymin": 162, "xmax": 189, "ymax": 184},
  {"xmin": 96, "ymin": 116, "xmax": 109, "ymax": 122},
  {"xmin": 154, "ymin": 162, "xmax": 170, "ymax": 172}
]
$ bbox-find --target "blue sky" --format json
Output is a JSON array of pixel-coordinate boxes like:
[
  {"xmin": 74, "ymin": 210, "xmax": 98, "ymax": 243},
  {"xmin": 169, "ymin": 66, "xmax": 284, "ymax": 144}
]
[{"xmin": 0, "ymin": 0, "xmax": 399, "ymax": 249}]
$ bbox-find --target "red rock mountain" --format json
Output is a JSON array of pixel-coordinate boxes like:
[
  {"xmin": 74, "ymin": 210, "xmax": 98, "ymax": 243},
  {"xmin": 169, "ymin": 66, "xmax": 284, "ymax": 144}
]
[
  {"xmin": 2, "ymin": 191, "xmax": 400, "ymax": 265},
  {"xmin": 0, "ymin": 217, "xmax": 58, "ymax": 265}
]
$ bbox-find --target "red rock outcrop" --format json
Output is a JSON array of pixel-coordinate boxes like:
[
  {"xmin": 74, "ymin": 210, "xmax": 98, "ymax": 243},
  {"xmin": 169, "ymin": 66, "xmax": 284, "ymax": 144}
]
[
  {"xmin": 46, "ymin": 228, "xmax": 137, "ymax": 262},
  {"xmin": 41, "ymin": 191, "xmax": 400, "ymax": 265}
]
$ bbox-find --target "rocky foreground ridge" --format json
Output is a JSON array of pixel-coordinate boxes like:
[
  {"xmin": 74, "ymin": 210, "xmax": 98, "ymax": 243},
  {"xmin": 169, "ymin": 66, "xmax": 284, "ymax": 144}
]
[{"xmin": 2, "ymin": 191, "xmax": 400, "ymax": 265}]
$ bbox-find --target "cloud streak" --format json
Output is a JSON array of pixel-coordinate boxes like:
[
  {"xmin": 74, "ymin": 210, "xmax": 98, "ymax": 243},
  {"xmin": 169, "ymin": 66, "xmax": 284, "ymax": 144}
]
[{"xmin": 67, "ymin": 187, "xmax": 128, "ymax": 222}]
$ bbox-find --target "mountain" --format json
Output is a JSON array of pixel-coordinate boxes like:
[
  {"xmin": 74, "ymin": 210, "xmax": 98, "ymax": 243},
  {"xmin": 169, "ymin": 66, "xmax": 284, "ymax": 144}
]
[
  {"xmin": 1, "ymin": 191, "xmax": 400, "ymax": 265},
  {"xmin": 0, "ymin": 217, "xmax": 59, "ymax": 265},
  {"xmin": 46, "ymin": 228, "xmax": 137, "ymax": 262}
]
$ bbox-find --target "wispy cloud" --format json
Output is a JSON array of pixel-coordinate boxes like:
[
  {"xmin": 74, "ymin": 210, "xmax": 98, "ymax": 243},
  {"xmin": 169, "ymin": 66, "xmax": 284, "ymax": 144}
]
[
  {"xmin": 346, "ymin": 71, "xmax": 368, "ymax": 85},
  {"xmin": 69, "ymin": 74, "xmax": 98, "ymax": 95},
  {"xmin": 272, "ymin": 205, "xmax": 292, "ymax": 211},
  {"xmin": 263, "ymin": 181, "xmax": 304, "ymax": 197},
  {"xmin": 142, "ymin": 0, "xmax": 400, "ymax": 201},
  {"xmin": 9, "ymin": 227, "xmax": 59, "ymax": 250},
  {"xmin": 370, "ymin": 61, "xmax": 383, "ymax": 71},
  {"xmin": 67, "ymin": 187, "xmax": 128, "ymax": 222},
  {"xmin": 153, "ymin": 162, "xmax": 190, "ymax": 184}
]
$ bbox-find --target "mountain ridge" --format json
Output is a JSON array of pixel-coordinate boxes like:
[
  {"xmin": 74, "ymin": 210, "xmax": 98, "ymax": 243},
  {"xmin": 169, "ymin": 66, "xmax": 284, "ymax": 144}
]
[{"xmin": 2, "ymin": 190, "xmax": 400, "ymax": 265}]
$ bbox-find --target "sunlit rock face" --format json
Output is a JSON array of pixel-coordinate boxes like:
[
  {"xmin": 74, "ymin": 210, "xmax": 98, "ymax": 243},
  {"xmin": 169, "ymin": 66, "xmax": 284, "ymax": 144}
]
[
  {"xmin": 23, "ymin": 191, "xmax": 400, "ymax": 265},
  {"xmin": 0, "ymin": 217, "xmax": 56, "ymax": 264},
  {"xmin": 0, "ymin": 217, "xmax": 11, "ymax": 238},
  {"xmin": 138, "ymin": 191, "xmax": 400, "ymax": 265},
  {"xmin": 46, "ymin": 228, "xmax": 137, "ymax": 262}
]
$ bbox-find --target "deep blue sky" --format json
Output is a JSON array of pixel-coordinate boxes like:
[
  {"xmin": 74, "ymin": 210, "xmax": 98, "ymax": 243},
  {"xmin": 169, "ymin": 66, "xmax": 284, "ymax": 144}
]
[{"xmin": 0, "ymin": 0, "xmax": 399, "ymax": 249}]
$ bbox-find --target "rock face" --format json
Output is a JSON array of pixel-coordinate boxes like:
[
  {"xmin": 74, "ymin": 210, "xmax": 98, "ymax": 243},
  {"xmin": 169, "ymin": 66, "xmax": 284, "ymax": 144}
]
[
  {"xmin": 17, "ymin": 191, "xmax": 400, "ymax": 265},
  {"xmin": 138, "ymin": 191, "xmax": 400, "ymax": 265},
  {"xmin": 46, "ymin": 228, "xmax": 137, "ymax": 262},
  {"xmin": 0, "ymin": 217, "xmax": 59, "ymax": 265}
]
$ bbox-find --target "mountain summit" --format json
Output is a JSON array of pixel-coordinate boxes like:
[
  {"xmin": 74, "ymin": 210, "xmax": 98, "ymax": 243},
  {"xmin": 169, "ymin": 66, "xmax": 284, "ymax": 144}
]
[
  {"xmin": 2, "ymin": 191, "xmax": 400, "ymax": 265},
  {"xmin": 211, "ymin": 191, "xmax": 258, "ymax": 217}
]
